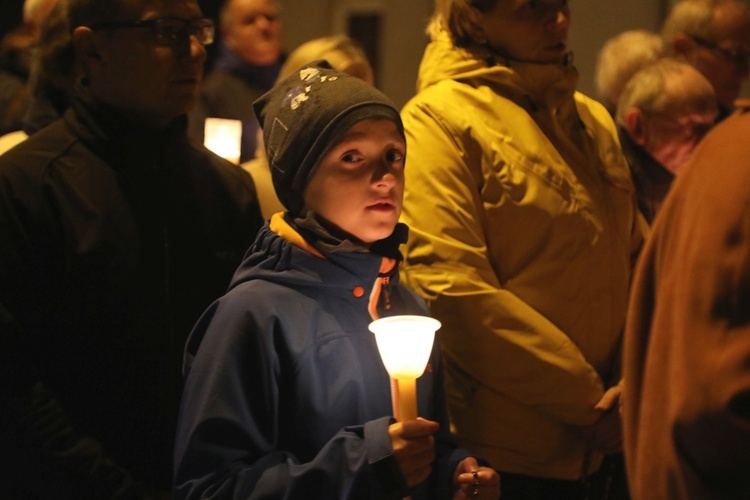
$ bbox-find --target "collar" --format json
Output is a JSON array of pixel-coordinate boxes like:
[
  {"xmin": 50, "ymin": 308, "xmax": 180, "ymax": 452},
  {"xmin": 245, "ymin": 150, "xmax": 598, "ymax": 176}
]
[
  {"xmin": 501, "ymin": 57, "xmax": 578, "ymax": 113},
  {"xmin": 70, "ymin": 80, "xmax": 186, "ymax": 143},
  {"xmin": 734, "ymin": 98, "xmax": 750, "ymax": 113},
  {"xmin": 269, "ymin": 212, "xmax": 326, "ymax": 259},
  {"xmin": 66, "ymin": 80, "xmax": 189, "ymax": 175},
  {"xmin": 418, "ymin": 31, "xmax": 578, "ymax": 115},
  {"xmin": 269, "ymin": 211, "xmax": 408, "ymax": 264},
  {"xmin": 618, "ymin": 125, "xmax": 675, "ymax": 184}
]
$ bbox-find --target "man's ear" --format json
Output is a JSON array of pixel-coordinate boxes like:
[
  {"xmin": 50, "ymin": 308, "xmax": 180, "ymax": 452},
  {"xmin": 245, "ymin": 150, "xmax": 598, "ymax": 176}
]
[
  {"xmin": 672, "ymin": 33, "xmax": 694, "ymax": 60},
  {"xmin": 624, "ymin": 107, "xmax": 648, "ymax": 145},
  {"xmin": 73, "ymin": 26, "xmax": 102, "ymax": 63}
]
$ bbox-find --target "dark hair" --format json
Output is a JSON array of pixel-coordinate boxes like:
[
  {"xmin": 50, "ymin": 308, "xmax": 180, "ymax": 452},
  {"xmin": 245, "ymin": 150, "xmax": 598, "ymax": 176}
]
[
  {"xmin": 67, "ymin": 0, "xmax": 129, "ymax": 29},
  {"xmin": 472, "ymin": 0, "xmax": 497, "ymax": 12},
  {"xmin": 426, "ymin": 0, "xmax": 499, "ymax": 45}
]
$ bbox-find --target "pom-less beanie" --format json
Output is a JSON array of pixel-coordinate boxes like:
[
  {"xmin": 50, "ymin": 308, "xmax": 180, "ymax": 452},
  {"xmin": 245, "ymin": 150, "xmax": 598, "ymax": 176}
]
[{"xmin": 253, "ymin": 59, "xmax": 404, "ymax": 214}]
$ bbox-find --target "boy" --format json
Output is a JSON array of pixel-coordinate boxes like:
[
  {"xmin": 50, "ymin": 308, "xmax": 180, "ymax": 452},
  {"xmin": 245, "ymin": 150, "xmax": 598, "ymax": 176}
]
[{"xmin": 173, "ymin": 61, "xmax": 499, "ymax": 499}]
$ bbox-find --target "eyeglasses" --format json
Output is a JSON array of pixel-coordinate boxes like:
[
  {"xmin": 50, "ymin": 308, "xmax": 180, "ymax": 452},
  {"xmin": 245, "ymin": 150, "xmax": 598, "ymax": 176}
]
[
  {"xmin": 89, "ymin": 17, "xmax": 215, "ymax": 46},
  {"xmin": 689, "ymin": 35, "xmax": 750, "ymax": 69},
  {"xmin": 643, "ymin": 110, "xmax": 715, "ymax": 140}
]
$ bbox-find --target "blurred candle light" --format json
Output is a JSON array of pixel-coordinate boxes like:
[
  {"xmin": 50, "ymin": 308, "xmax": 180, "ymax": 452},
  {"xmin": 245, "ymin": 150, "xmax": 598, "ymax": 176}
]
[
  {"xmin": 203, "ymin": 118, "xmax": 242, "ymax": 164},
  {"xmin": 369, "ymin": 315, "xmax": 441, "ymax": 421}
]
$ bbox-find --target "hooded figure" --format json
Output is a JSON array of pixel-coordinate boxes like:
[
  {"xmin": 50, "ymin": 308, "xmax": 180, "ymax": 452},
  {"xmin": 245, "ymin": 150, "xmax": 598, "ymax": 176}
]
[{"xmin": 173, "ymin": 61, "xmax": 500, "ymax": 499}]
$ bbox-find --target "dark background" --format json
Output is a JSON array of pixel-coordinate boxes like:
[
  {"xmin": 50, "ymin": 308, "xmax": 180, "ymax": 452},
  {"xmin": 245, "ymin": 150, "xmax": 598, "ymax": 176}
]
[
  {"xmin": 1, "ymin": 0, "xmax": 24, "ymax": 39},
  {"xmin": 0, "ymin": 0, "xmax": 382, "ymax": 87},
  {"xmin": 0, "ymin": 0, "xmax": 225, "ymax": 46},
  {"xmin": 1, "ymin": 1, "xmax": 699, "ymax": 112}
]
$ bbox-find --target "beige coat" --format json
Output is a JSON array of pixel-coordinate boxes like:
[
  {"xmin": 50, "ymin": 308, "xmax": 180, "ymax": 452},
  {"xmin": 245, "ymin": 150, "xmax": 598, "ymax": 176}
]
[{"xmin": 623, "ymin": 103, "xmax": 750, "ymax": 499}]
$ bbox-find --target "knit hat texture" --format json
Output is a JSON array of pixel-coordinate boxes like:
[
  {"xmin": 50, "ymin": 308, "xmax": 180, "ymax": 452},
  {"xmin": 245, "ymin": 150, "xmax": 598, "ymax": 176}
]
[{"xmin": 253, "ymin": 59, "xmax": 404, "ymax": 214}]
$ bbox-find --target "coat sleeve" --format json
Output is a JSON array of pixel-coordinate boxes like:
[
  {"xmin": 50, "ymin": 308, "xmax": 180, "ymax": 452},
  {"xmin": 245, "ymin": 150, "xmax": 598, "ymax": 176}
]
[
  {"xmin": 399, "ymin": 98, "xmax": 604, "ymax": 426},
  {"xmin": 174, "ymin": 294, "xmax": 412, "ymax": 500},
  {"xmin": 662, "ymin": 166, "xmax": 750, "ymax": 495},
  {"xmin": 0, "ymin": 163, "xmax": 146, "ymax": 499},
  {"xmin": 623, "ymin": 115, "xmax": 750, "ymax": 497}
]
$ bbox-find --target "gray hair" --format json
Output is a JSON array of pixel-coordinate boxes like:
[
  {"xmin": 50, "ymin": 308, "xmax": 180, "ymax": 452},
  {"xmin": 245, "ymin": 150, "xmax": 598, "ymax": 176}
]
[
  {"xmin": 616, "ymin": 58, "xmax": 715, "ymax": 124},
  {"xmin": 661, "ymin": 0, "xmax": 748, "ymax": 45},
  {"xmin": 595, "ymin": 30, "xmax": 665, "ymax": 111}
]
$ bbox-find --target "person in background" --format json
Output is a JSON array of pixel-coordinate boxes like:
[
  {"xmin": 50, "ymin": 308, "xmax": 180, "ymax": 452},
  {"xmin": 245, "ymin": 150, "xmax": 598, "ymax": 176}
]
[
  {"xmin": 243, "ymin": 34, "xmax": 375, "ymax": 219},
  {"xmin": 174, "ymin": 60, "xmax": 500, "ymax": 500},
  {"xmin": 399, "ymin": 0, "xmax": 645, "ymax": 498},
  {"xmin": 661, "ymin": 0, "xmax": 750, "ymax": 121},
  {"xmin": 0, "ymin": 0, "xmax": 58, "ymax": 135},
  {"xmin": 279, "ymin": 34, "xmax": 374, "ymax": 86},
  {"xmin": 0, "ymin": 0, "xmax": 264, "ymax": 497},
  {"xmin": 22, "ymin": 0, "xmax": 79, "ymax": 135},
  {"xmin": 0, "ymin": 0, "xmax": 78, "ymax": 155},
  {"xmin": 616, "ymin": 58, "xmax": 718, "ymax": 223},
  {"xmin": 188, "ymin": 0, "xmax": 284, "ymax": 162},
  {"xmin": 623, "ymin": 100, "xmax": 750, "ymax": 500},
  {"xmin": 594, "ymin": 29, "xmax": 665, "ymax": 115}
]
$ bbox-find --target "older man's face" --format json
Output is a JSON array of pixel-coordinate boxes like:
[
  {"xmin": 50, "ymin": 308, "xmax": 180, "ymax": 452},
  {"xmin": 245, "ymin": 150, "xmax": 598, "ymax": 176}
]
[
  {"xmin": 223, "ymin": 0, "xmax": 282, "ymax": 66},
  {"xmin": 86, "ymin": 0, "xmax": 208, "ymax": 128},
  {"xmin": 642, "ymin": 73, "xmax": 718, "ymax": 175},
  {"xmin": 687, "ymin": 1, "xmax": 750, "ymax": 107}
]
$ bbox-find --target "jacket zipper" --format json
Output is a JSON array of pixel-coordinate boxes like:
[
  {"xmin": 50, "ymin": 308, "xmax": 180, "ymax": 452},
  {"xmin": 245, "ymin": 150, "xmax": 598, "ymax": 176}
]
[{"xmin": 380, "ymin": 275, "xmax": 391, "ymax": 311}]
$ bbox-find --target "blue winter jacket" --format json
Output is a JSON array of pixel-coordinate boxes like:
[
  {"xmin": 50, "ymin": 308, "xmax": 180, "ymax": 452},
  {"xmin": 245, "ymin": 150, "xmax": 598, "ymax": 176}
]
[{"xmin": 174, "ymin": 213, "xmax": 471, "ymax": 499}]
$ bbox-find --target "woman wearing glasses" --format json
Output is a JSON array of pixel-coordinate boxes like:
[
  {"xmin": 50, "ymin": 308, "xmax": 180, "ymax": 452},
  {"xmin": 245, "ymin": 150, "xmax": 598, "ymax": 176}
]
[{"xmin": 399, "ymin": 1, "xmax": 645, "ymax": 498}]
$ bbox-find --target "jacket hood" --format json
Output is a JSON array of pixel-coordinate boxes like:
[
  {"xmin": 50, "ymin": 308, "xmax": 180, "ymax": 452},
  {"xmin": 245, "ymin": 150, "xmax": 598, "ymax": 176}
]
[
  {"xmin": 416, "ymin": 31, "xmax": 580, "ymax": 114},
  {"xmin": 229, "ymin": 213, "xmax": 397, "ymax": 300}
]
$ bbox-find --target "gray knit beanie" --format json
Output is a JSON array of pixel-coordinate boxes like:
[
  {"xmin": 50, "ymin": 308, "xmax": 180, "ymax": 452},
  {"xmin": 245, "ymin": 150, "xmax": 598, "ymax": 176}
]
[{"xmin": 253, "ymin": 59, "xmax": 404, "ymax": 214}]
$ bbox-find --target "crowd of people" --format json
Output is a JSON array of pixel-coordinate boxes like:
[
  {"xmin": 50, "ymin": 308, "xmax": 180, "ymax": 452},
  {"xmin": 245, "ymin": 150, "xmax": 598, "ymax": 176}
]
[{"xmin": 0, "ymin": 0, "xmax": 748, "ymax": 498}]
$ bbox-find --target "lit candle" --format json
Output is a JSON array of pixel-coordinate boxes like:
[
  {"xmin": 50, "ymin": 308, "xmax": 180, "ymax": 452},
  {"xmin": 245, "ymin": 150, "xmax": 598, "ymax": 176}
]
[
  {"xmin": 203, "ymin": 118, "xmax": 242, "ymax": 164},
  {"xmin": 369, "ymin": 315, "xmax": 441, "ymax": 421}
]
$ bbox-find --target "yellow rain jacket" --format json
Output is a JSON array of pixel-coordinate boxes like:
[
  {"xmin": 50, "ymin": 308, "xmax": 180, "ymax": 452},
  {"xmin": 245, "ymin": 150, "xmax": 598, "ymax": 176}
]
[{"xmin": 400, "ymin": 32, "xmax": 645, "ymax": 480}]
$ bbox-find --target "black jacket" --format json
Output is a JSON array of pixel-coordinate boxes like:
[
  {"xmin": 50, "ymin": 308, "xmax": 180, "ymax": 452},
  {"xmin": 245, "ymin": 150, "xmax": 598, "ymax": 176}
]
[{"xmin": 0, "ymin": 88, "xmax": 263, "ymax": 498}]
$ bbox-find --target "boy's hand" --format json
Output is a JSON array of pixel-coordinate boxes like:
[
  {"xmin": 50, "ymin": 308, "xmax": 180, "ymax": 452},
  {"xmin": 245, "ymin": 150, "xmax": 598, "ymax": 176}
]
[
  {"xmin": 453, "ymin": 457, "xmax": 500, "ymax": 499},
  {"xmin": 388, "ymin": 418, "xmax": 439, "ymax": 487}
]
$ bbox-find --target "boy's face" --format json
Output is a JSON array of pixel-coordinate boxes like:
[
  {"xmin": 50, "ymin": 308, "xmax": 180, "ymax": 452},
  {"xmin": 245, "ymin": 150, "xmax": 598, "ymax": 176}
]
[{"xmin": 303, "ymin": 118, "xmax": 405, "ymax": 245}]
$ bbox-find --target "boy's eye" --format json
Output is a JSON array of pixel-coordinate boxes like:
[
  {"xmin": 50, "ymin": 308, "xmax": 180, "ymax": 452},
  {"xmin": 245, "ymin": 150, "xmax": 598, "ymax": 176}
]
[
  {"xmin": 341, "ymin": 153, "xmax": 363, "ymax": 163},
  {"xmin": 386, "ymin": 150, "xmax": 404, "ymax": 163}
]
